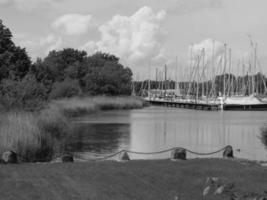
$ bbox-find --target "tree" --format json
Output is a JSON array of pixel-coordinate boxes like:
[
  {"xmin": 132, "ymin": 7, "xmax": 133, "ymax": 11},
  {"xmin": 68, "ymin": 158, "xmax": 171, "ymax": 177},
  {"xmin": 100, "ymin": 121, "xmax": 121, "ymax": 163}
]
[
  {"xmin": 81, "ymin": 52, "xmax": 132, "ymax": 95},
  {"xmin": 0, "ymin": 20, "xmax": 31, "ymax": 81},
  {"xmin": 40, "ymin": 48, "xmax": 87, "ymax": 82},
  {"xmin": 35, "ymin": 50, "xmax": 133, "ymax": 96}
]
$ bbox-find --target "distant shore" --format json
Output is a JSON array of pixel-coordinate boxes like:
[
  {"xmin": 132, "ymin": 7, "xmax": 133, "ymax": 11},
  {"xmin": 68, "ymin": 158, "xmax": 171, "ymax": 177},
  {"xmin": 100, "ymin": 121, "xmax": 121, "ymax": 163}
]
[{"xmin": 0, "ymin": 159, "xmax": 266, "ymax": 200}]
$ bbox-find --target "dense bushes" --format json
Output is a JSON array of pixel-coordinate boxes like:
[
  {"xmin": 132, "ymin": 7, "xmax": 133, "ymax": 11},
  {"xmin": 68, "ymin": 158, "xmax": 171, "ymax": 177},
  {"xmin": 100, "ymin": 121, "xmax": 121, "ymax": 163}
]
[
  {"xmin": 0, "ymin": 20, "xmax": 133, "ymax": 110},
  {"xmin": 0, "ymin": 74, "xmax": 46, "ymax": 110},
  {"xmin": 49, "ymin": 79, "xmax": 81, "ymax": 99}
]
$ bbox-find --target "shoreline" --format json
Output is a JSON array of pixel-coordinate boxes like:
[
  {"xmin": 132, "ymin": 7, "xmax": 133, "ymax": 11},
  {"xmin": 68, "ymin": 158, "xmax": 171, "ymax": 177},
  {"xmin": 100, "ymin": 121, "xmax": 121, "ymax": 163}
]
[{"xmin": 0, "ymin": 96, "xmax": 145, "ymax": 163}]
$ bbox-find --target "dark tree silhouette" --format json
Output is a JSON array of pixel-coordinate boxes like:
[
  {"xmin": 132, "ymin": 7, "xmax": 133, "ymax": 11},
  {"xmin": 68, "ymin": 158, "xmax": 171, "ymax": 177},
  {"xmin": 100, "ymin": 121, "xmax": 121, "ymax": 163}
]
[{"xmin": 0, "ymin": 20, "xmax": 31, "ymax": 81}]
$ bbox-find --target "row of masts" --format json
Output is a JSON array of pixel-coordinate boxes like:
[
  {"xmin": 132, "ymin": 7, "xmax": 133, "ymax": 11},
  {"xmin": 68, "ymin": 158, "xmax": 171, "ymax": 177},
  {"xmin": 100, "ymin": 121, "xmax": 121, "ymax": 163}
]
[{"xmin": 138, "ymin": 39, "xmax": 267, "ymax": 100}]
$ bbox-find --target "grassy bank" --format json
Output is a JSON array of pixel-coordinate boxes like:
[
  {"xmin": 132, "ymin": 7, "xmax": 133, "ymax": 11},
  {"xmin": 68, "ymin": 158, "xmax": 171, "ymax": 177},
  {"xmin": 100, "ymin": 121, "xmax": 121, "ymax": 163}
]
[
  {"xmin": 0, "ymin": 159, "xmax": 266, "ymax": 200},
  {"xmin": 51, "ymin": 96, "xmax": 145, "ymax": 117},
  {"xmin": 0, "ymin": 96, "xmax": 144, "ymax": 162}
]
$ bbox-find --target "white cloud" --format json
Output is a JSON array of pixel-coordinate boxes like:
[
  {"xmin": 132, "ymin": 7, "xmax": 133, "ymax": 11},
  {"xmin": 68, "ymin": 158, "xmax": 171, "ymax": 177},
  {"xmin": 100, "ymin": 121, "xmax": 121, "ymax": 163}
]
[
  {"xmin": 53, "ymin": 14, "xmax": 95, "ymax": 35},
  {"xmin": 41, "ymin": 34, "xmax": 62, "ymax": 53},
  {"xmin": 17, "ymin": 34, "xmax": 62, "ymax": 59},
  {"xmin": 81, "ymin": 6, "xmax": 167, "ymax": 69},
  {"xmin": 0, "ymin": 0, "xmax": 60, "ymax": 11},
  {"xmin": 0, "ymin": 0, "xmax": 9, "ymax": 5}
]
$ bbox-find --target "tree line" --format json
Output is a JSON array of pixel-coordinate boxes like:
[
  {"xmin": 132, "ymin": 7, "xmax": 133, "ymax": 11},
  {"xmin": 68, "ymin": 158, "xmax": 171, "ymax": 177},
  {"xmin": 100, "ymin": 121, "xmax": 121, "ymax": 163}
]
[{"xmin": 0, "ymin": 20, "xmax": 132, "ymax": 110}]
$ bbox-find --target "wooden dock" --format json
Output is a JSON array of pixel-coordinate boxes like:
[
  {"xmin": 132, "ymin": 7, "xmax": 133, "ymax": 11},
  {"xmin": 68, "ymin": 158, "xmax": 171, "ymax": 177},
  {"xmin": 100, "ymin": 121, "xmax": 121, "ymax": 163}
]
[
  {"xmin": 223, "ymin": 103, "xmax": 267, "ymax": 111},
  {"xmin": 147, "ymin": 99, "xmax": 221, "ymax": 111},
  {"xmin": 146, "ymin": 99, "xmax": 267, "ymax": 111}
]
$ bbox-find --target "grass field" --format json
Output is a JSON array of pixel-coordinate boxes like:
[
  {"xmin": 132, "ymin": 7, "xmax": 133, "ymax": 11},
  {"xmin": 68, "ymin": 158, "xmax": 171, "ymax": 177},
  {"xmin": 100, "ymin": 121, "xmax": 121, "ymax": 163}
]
[{"xmin": 0, "ymin": 159, "xmax": 266, "ymax": 200}]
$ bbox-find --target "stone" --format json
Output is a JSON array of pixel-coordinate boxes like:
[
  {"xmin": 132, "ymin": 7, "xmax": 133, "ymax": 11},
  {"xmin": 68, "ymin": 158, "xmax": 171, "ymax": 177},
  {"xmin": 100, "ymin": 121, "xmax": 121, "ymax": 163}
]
[
  {"xmin": 119, "ymin": 151, "xmax": 130, "ymax": 161},
  {"xmin": 223, "ymin": 145, "xmax": 234, "ymax": 158},
  {"xmin": 171, "ymin": 148, "xmax": 186, "ymax": 160},
  {"xmin": 61, "ymin": 153, "xmax": 74, "ymax": 163},
  {"xmin": 2, "ymin": 151, "xmax": 18, "ymax": 164}
]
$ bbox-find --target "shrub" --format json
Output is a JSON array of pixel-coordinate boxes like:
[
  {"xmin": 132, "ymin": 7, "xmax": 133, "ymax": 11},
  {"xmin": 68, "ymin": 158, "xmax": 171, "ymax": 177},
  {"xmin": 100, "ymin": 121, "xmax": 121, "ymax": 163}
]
[
  {"xmin": 49, "ymin": 79, "xmax": 81, "ymax": 100},
  {"xmin": 0, "ymin": 74, "xmax": 46, "ymax": 110}
]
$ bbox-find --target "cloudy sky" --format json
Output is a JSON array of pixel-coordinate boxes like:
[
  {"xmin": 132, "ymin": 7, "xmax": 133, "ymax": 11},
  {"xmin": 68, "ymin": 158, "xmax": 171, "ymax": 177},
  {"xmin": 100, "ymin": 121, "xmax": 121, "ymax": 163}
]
[{"xmin": 1, "ymin": 0, "xmax": 267, "ymax": 79}]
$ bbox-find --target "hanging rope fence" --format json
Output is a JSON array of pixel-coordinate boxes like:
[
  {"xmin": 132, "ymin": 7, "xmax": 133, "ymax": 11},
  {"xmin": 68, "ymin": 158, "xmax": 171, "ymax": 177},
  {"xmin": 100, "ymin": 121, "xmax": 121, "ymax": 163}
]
[
  {"xmin": 5, "ymin": 145, "xmax": 232, "ymax": 163},
  {"xmin": 82, "ymin": 145, "xmax": 232, "ymax": 162}
]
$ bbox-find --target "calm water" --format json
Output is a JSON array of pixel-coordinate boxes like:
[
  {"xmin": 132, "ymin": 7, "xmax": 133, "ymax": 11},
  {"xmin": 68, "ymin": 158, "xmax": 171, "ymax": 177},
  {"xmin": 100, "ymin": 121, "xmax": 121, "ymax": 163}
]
[{"xmin": 67, "ymin": 106, "xmax": 267, "ymax": 161}]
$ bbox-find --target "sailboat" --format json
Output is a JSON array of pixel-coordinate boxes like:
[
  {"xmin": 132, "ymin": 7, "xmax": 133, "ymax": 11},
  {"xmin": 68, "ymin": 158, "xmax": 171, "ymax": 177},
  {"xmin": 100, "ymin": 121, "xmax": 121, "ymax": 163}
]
[{"xmin": 219, "ymin": 39, "xmax": 267, "ymax": 110}]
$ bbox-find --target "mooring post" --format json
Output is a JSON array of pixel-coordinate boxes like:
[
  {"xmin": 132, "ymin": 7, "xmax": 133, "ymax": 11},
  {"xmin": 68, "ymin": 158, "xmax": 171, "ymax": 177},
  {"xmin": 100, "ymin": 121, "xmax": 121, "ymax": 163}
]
[
  {"xmin": 171, "ymin": 148, "xmax": 186, "ymax": 160},
  {"xmin": 119, "ymin": 151, "xmax": 130, "ymax": 161},
  {"xmin": 223, "ymin": 145, "xmax": 233, "ymax": 158},
  {"xmin": 2, "ymin": 151, "xmax": 17, "ymax": 164},
  {"xmin": 61, "ymin": 153, "xmax": 74, "ymax": 163}
]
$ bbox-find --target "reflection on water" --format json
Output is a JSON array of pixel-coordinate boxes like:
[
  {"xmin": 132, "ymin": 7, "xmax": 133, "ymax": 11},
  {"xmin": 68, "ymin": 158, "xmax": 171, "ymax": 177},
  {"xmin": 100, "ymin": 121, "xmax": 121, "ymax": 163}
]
[
  {"xmin": 69, "ymin": 107, "xmax": 267, "ymax": 161},
  {"xmin": 260, "ymin": 125, "xmax": 267, "ymax": 150},
  {"xmin": 65, "ymin": 123, "xmax": 130, "ymax": 159}
]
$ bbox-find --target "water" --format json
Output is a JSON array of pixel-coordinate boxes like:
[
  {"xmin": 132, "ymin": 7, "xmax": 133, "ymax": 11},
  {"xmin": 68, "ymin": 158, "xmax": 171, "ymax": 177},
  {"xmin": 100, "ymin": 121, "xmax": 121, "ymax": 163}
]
[{"xmin": 67, "ymin": 106, "xmax": 267, "ymax": 161}]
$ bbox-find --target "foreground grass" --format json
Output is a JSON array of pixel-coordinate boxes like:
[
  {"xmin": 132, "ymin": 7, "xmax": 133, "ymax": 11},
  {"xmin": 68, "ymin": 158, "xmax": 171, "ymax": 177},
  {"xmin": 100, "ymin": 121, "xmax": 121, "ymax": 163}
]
[
  {"xmin": 0, "ymin": 159, "xmax": 266, "ymax": 200},
  {"xmin": 0, "ymin": 96, "xmax": 144, "ymax": 162}
]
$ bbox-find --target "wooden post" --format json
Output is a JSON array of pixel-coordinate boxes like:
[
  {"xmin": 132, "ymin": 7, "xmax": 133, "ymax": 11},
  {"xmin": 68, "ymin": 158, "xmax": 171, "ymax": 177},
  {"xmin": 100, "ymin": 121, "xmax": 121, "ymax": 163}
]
[
  {"xmin": 2, "ymin": 151, "xmax": 17, "ymax": 164},
  {"xmin": 61, "ymin": 153, "xmax": 74, "ymax": 162},
  {"xmin": 119, "ymin": 151, "xmax": 130, "ymax": 161},
  {"xmin": 223, "ymin": 145, "xmax": 233, "ymax": 158},
  {"xmin": 171, "ymin": 148, "xmax": 186, "ymax": 160}
]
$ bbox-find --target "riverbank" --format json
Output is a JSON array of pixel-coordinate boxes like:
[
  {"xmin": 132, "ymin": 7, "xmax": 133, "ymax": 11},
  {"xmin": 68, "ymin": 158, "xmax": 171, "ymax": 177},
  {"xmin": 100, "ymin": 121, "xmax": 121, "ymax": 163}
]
[
  {"xmin": 0, "ymin": 159, "xmax": 266, "ymax": 200},
  {"xmin": 0, "ymin": 96, "xmax": 145, "ymax": 162}
]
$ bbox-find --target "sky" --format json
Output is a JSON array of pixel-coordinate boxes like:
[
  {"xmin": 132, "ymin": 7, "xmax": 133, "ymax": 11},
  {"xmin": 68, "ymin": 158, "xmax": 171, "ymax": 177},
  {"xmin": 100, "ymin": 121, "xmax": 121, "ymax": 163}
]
[{"xmin": 1, "ymin": 0, "xmax": 267, "ymax": 80}]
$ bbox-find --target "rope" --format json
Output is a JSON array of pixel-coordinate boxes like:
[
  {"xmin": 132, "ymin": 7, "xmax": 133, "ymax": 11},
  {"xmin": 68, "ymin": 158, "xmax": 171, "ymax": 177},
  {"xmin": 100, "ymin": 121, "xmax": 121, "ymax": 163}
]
[
  {"xmin": 92, "ymin": 150, "xmax": 124, "ymax": 161},
  {"xmin": 84, "ymin": 146, "xmax": 228, "ymax": 161},
  {"xmin": 125, "ymin": 146, "xmax": 227, "ymax": 156},
  {"xmin": 126, "ymin": 147, "xmax": 177, "ymax": 155},
  {"xmin": 185, "ymin": 146, "xmax": 228, "ymax": 156},
  {"xmin": 8, "ymin": 146, "xmax": 229, "ymax": 163}
]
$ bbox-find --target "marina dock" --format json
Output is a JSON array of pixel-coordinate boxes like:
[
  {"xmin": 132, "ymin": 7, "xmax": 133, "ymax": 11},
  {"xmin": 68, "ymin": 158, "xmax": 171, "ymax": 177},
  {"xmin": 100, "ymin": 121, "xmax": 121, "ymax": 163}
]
[
  {"xmin": 146, "ymin": 98, "xmax": 267, "ymax": 111},
  {"xmin": 146, "ymin": 99, "xmax": 221, "ymax": 111}
]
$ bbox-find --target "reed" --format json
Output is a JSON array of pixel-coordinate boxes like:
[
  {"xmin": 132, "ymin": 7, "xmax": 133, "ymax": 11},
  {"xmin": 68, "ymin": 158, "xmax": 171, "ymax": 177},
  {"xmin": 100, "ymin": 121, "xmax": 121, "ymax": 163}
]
[
  {"xmin": 0, "ymin": 112, "xmax": 45, "ymax": 161},
  {"xmin": 0, "ymin": 96, "xmax": 144, "ymax": 162},
  {"xmin": 51, "ymin": 96, "xmax": 144, "ymax": 117}
]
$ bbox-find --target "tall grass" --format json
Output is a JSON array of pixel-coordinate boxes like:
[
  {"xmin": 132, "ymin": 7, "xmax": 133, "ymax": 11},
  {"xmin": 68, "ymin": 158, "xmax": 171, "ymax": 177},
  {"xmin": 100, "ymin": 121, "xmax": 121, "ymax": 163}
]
[
  {"xmin": 0, "ymin": 112, "xmax": 49, "ymax": 162},
  {"xmin": 51, "ymin": 96, "xmax": 145, "ymax": 117},
  {"xmin": 0, "ymin": 96, "xmax": 144, "ymax": 162}
]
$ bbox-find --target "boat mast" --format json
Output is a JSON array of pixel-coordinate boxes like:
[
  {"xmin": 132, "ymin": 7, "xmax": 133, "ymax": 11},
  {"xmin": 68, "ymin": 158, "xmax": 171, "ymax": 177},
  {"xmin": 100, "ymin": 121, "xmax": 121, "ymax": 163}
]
[
  {"xmin": 254, "ymin": 43, "xmax": 258, "ymax": 94},
  {"xmin": 201, "ymin": 48, "xmax": 205, "ymax": 98},
  {"xmin": 223, "ymin": 43, "xmax": 227, "ymax": 98},
  {"xmin": 196, "ymin": 55, "xmax": 201, "ymax": 102},
  {"xmin": 164, "ymin": 64, "xmax": 167, "ymax": 98},
  {"xmin": 211, "ymin": 39, "xmax": 215, "ymax": 98},
  {"xmin": 187, "ymin": 44, "xmax": 193, "ymax": 98},
  {"xmin": 175, "ymin": 56, "xmax": 178, "ymax": 96},
  {"xmin": 148, "ymin": 61, "xmax": 151, "ymax": 99},
  {"xmin": 155, "ymin": 67, "xmax": 158, "ymax": 91},
  {"xmin": 227, "ymin": 48, "xmax": 232, "ymax": 97}
]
